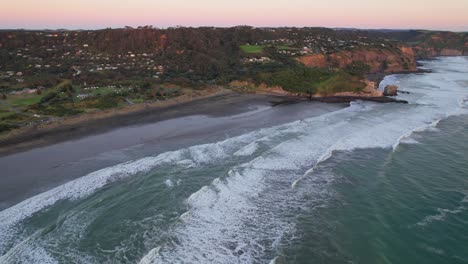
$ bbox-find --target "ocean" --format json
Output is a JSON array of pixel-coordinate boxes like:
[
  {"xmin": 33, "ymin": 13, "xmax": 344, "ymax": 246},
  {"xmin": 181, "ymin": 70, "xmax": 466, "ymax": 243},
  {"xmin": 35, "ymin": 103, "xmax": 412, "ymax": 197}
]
[{"xmin": 0, "ymin": 57, "xmax": 467, "ymax": 263}]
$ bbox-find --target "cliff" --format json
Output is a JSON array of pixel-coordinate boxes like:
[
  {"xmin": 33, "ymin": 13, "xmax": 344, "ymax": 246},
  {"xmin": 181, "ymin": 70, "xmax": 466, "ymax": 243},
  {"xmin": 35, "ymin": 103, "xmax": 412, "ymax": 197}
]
[
  {"xmin": 389, "ymin": 30, "xmax": 468, "ymax": 58},
  {"xmin": 298, "ymin": 46, "xmax": 417, "ymax": 74}
]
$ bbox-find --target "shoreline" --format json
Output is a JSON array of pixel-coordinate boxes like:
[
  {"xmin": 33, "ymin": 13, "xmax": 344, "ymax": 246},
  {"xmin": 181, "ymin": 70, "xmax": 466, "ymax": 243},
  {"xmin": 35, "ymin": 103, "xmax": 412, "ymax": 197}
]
[
  {"xmin": 0, "ymin": 89, "xmax": 320, "ymax": 157},
  {"xmin": 0, "ymin": 87, "xmax": 232, "ymax": 156},
  {"xmin": 0, "ymin": 96, "xmax": 346, "ymax": 210},
  {"xmin": 0, "ymin": 69, "xmax": 421, "ymax": 156},
  {"xmin": 0, "ymin": 91, "xmax": 406, "ymax": 157}
]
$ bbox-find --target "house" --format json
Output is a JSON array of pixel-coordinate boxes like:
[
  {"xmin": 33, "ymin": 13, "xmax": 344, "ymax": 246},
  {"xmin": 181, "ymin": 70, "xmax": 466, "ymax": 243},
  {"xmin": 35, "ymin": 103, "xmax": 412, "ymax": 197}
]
[
  {"xmin": 76, "ymin": 94, "xmax": 90, "ymax": 99},
  {"xmin": 10, "ymin": 88, "xmax": 37, "ymax": 95}
]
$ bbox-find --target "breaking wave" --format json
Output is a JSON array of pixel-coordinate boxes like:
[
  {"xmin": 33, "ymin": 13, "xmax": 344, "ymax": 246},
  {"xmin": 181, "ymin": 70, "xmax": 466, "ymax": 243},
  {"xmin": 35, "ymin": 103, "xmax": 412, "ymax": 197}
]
[{"xmin": 1, "ymin": 57, "xmax": 468, "ymax": 263}]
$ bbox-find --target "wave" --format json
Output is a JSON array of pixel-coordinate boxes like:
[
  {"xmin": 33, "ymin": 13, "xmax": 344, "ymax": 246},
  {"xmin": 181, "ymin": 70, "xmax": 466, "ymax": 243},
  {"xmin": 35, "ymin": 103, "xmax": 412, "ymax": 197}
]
[
  {"xmin": 392, "ymin": 119, "xmax": 442, "ymax": 152},
  {"xmin": 0, "ymin": 108, "xmax": 305, "ymax": 259},
  {"xmin": 2, "ymin": 57, "xmax": 468, "ymax": 263},
  {"xmin": 417, "ymin": 206, "xmax": 466, "ymax": 227},
  {"xmin": 417, "ymin": 194, "xmax": 468, "ymax": 227},
  {"xmin": 139, "ymin": 59, "xmax": 468, "ymax": 263}
]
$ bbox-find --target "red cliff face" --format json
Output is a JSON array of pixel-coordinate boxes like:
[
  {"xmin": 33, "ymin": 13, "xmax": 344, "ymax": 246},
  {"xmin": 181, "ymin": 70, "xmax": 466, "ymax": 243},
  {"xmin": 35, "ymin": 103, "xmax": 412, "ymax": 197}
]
[
  {"xmin": 298, "ymin": 46, "xmax": 417, "ymax": 74},
  {"xmin": 440, "ymin": 48, "xmax": 464, "ymax": 56},
  {"xmin": 297, "ymin": 54, "xmax": 328, "ymax": 68},
  {"xmin": 413, "ymin": 46, "xmax": 466, "ymax": 58}
]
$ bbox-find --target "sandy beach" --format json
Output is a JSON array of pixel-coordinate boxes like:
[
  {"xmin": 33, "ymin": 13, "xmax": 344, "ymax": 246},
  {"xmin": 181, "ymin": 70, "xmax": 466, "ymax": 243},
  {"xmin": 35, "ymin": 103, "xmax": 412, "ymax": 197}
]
[{"xmin": 0, "ymin": 92, "xmax": 345, "ymax": 210}]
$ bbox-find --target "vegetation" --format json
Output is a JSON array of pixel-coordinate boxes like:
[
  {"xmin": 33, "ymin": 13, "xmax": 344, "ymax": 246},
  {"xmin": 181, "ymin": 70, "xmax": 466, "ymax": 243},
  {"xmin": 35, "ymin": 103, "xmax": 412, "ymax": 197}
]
[
  {"xmin": 0, "ymin": 27, "xmax": 464, "ymax": 133},
  {"xmin": 7, "ymin": 95, "xmax": 42, "ymax": 108},
  {"xmin": 257, "ymin": 68, "xmax": 365, "ymax": 98},
  {"xmin": 344, "ymin": 62, "xmax": 371, "ymax": 76},
  {"xmin": 240, "ymin": 45, "xmax": 264, "ymax": 53}
]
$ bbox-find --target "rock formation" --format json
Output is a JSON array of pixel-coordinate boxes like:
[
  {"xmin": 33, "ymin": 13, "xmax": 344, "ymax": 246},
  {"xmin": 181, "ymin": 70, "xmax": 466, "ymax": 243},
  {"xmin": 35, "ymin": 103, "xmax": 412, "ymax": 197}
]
[{"xmin": 384, "ymin": 85, "xmax": 399, "ymax": 96}]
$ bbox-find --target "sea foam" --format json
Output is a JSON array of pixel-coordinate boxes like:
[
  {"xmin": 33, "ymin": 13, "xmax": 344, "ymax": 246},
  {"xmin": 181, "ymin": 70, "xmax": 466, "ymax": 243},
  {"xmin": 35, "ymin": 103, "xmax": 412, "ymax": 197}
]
[{"xmin": 2, "ymin": 57, "xmax": 468, "ymax": 263}]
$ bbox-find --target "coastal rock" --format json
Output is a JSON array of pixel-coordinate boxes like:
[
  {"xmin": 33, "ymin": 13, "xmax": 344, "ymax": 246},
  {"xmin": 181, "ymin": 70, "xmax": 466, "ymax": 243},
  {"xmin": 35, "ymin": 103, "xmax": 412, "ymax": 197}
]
[{"xmin": 384, "ymin": 85, "xmax": 399, "ymax": 96}]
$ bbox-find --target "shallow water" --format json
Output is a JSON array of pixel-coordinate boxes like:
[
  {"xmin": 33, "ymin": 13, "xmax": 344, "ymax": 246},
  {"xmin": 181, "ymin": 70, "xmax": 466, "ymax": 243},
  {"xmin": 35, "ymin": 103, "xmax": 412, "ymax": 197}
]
[{"xmin": 0, "ymin": 57, "xmax": 467, "ymax": 263}]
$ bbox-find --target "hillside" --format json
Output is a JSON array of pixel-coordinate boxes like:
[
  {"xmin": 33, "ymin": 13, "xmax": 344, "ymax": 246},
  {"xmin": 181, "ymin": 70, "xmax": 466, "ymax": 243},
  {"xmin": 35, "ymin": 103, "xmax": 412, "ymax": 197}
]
[{"xmin": 0, "ymin": 27, "xmax": 466, "ymax": 133}]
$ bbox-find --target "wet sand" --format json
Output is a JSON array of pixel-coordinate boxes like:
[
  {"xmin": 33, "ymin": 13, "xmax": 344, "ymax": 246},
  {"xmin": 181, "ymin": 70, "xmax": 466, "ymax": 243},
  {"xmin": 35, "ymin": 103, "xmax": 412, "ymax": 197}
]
[{"xmin": 0, "ymin": 93, "xmax": 346, "ymax": 210}]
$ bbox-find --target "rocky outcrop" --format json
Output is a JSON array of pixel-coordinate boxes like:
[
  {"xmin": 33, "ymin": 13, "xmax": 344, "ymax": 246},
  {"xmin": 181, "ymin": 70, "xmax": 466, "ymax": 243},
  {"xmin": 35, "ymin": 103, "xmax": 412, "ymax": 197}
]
[
  {"xmin": 384, "ymin": 85, "xmax": 398, "ymax": 96},
  {"xmin": 309, "ymin": 96, "xmax": 408, "ymax": 104},
  {"xmin": 298, "ymin": 46, "xmax": 417, "ymax": 74}
]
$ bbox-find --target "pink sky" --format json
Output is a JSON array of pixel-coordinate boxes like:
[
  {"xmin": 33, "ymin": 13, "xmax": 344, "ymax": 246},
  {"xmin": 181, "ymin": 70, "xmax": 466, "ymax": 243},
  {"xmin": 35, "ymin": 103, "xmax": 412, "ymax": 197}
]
[{"xmin": 1, "ymin": 0, "xmax": 467, "ymax": 31}]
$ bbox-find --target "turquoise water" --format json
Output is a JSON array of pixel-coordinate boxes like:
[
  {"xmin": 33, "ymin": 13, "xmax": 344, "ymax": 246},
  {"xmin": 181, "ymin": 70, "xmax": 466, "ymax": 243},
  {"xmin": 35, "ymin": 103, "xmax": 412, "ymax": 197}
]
[{"xmin": 0, "ymin": 57, "xmax": 467, "ymax": 263}]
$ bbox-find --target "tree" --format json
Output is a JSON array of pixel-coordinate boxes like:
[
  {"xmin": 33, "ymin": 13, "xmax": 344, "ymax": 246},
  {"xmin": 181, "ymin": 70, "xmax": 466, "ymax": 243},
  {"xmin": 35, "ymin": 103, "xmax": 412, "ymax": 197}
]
[{"xmin": 344, "ymin": 62, "xmax": 371, "ymax": 76}]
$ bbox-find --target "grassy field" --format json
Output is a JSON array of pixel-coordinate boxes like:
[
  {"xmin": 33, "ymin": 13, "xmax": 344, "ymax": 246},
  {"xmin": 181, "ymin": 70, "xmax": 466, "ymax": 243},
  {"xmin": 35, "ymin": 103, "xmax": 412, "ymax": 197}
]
[
  {"xmin": 89, "ymin": 87, "xmax": 117, "ymax": 96},
  {"xmin": 7, "ymin": 94, "xmax": 42, "ymax": 108},
  {"xmin": 240, "ymin": 44, "xmax": 299, "ymax": 54},
  {"xmin": 240, "ymin": 45, "xmax": 264, "ymax": 54}
]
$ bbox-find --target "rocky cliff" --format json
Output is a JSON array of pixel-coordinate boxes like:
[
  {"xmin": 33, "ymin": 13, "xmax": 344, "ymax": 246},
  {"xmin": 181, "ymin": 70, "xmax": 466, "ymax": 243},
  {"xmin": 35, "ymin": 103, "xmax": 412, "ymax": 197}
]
[
  {"xmin": 391, "ymin": 31, "xmax": 468, "ymax": 58},
  {"xmin": 298, "ymin": 46, "xmax": 417, "ymax": 74}
]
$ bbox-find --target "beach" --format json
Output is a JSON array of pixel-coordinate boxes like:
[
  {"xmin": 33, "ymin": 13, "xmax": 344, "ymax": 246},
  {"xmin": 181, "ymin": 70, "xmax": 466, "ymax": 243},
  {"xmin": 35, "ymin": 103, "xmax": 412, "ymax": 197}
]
[
  {"xmin": 0, "ymin": 94, "xmax": 345, "ymax": 210},
  {"xmin": 0, "ymin": 57, "xmax": 467, "ymax": 263}
]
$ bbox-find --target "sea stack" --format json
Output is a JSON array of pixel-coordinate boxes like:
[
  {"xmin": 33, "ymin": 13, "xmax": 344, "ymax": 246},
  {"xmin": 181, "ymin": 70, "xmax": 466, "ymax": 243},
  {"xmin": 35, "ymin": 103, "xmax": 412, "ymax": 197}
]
[{"xmin": 384, "ymin": 85, "xmax": 399, "ymax": 96}]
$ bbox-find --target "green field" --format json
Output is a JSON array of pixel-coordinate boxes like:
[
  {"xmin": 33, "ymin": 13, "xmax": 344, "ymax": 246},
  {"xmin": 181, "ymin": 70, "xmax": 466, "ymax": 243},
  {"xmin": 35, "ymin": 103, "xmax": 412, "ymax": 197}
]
[
  {"xmin": 241, "ymin": 44, "xmax": 298, "ymax": 54},
  {"xmin": 89, "ymin": 87, "xmax": 117, "ymax": 96},
  {"xmin": 7, "ymin": 94, "xmax": 42, "ymax": 107},
  {"xmin": 240, "ymin": 45, "xmax": 264, "ymax": 54},
  {"xmin": 276, "ymin": 45, "xmax": 295, "ymax": 50}
]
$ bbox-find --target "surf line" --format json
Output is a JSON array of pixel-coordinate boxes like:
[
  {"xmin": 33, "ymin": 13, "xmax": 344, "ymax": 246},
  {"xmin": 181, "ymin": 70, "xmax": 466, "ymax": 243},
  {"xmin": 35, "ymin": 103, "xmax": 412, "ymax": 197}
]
[{"xmin": 291, "ymin": 144, "xmax": 336, "ymax": 189}]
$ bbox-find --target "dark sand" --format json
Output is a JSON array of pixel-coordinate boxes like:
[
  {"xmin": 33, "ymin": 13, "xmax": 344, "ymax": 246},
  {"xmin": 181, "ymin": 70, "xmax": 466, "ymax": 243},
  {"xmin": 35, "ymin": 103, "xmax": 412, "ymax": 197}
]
[{"xmin": 0, "ymin": 93, "xmax": 346, "ymax": 210}]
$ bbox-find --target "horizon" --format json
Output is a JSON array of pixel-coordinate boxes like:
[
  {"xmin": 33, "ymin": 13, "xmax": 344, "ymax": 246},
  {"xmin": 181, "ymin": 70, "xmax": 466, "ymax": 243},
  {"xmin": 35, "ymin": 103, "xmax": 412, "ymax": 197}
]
[
  {"xmin": 1, "ymin": 0, "xmax": 468, "ymax": 31},
  {"xmin": 0, "ymin": 25, "xmax": 467, "ymax": 33}
]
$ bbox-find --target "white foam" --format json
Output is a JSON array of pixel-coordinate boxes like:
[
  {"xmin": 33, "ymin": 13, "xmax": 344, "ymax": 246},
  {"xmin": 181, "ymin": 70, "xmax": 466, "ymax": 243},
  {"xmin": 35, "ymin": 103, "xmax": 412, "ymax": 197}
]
[
  {"xmin": 138, "ymin": 247, "xmax": 160, "ymax": 264},
  {"xmin": 0, "ymin": 243, "xmax": 58, "ymax": 264},
  {"xmin": 392, "ymin": 119, "xmax": 442, "ymax": 152},
  {"xmin": 234, "ymin": 142, "xmax": 259, "ymax": 156},
  {"xmin": 164, "ymin": 179, "xmax": 174, "ymax": 188},
  {"xmin": 141, "ymin": 57, "xmax": 468, "ymax": 263},
  {"xmin": 399, "ymin": 138, "xmax": 420, "ymax": 145},
  {"xmin": 3, "ymin": 57, "xmax": 468, "ymax": 263},
  {"xmin": 291, "ymin": 144, "xmax": 336, "ymax": 188},
  {"xmin": 0, "ymin": 128, "xmax": 280, "ymax": 257},
  {"xmin": 0, "ymin": 151, "xmax": 183, "ymax": 235},
  {"xmin": 417, "ymin": 206, "xmax": 466, "ymax": 227},
  {"xmin": 176, "ymin": 159, "xmax": 196, "ymax": 168}
]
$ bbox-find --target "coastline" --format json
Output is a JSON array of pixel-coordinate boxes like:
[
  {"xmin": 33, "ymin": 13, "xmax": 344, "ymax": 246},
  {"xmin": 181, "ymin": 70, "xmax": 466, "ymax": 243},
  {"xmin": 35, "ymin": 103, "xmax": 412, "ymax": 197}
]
[
  {"xmin": 0, "ymin": 65, "xmax": 433, "ymax": 156},
  {"xmin": 0, "ymin": 87, "xmax": 236, "ymax": 156},
  {"xmin": 0, "ymin": 96, "xmax": 346, "ymax": 210},
  {"xmin": 0, "ymin": 88, "xmax": 332, "ymax": 157},
  {"xmin": 0, "ymin": 87, "xmax": 406, "ymax": 156}
]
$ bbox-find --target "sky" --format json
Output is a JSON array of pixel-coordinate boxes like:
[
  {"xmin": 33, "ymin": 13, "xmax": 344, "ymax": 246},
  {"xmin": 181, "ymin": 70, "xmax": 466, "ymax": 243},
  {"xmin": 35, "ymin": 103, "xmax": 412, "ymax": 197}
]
[{"xmin": 1, "ymin": 0, "xmax": 467, "ymax": 31}]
